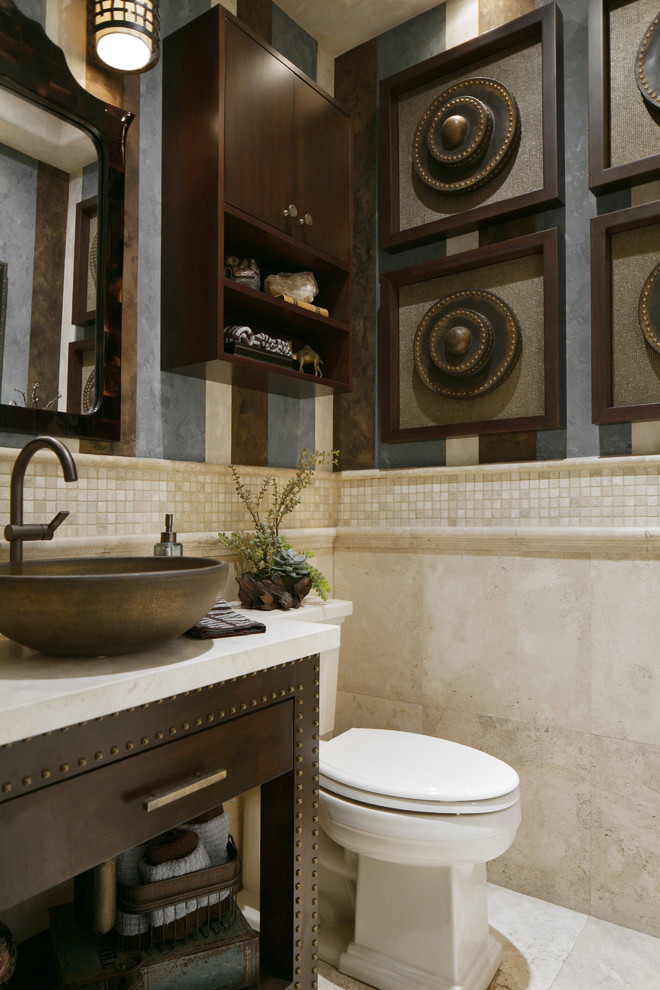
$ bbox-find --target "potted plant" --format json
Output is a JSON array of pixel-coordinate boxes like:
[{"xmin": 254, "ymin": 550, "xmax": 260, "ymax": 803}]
[{"xmin": 219, "ymin": 449, "xmax": 338, "ymax": 610}]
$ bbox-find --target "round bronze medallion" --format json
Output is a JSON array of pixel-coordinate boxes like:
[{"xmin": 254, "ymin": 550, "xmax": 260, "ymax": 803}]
[
  {"xmin": 413, "ymin": 289, "xmax": 521, "ymax": 398},
  {"xmin": 636, "ymin": 13, "xmax": 660, "ymax": 109},
  {"xmin": 638, "ymin": 261, "xmax": 660, "ymax": 353},
  {"xmin": 412, "ymin": 77, "xmax": 521, "ymax": 195}
]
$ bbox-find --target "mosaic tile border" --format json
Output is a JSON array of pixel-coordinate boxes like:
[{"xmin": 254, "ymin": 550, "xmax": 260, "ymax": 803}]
[{"xmin": 2, "ymin": 449, "xmax": 660, "ymax": 552}]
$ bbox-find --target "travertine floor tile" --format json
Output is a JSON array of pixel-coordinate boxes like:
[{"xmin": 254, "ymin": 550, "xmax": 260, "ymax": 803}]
[{"xmin": 550, "ymin": 916, "xmax": 660, "ymax": 990}]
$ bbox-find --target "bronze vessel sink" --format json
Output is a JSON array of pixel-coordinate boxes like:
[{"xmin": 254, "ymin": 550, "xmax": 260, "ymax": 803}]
[{"xmin": 0, "ymin": 557, "xmax": 228, "ymax": 657}]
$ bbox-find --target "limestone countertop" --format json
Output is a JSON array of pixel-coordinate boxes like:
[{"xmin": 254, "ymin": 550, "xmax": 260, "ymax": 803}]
[{"xmin": 0, "ymin": 599, "xmax": 352, "ymax": 747}]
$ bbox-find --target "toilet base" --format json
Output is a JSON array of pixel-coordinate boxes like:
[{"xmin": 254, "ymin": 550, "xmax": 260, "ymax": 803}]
[
  {"xmin": 339, "ymin": 933, "xmax": 502, "ymax": 990},
  {"xmin": 319, "ymin": 837, "xmax": 505, "ymax": 990}
]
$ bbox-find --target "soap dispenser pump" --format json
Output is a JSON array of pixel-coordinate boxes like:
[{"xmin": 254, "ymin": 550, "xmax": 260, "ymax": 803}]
[{"xmin": 154, "ymin": 513, "xmax": 183, "ymax": 556}]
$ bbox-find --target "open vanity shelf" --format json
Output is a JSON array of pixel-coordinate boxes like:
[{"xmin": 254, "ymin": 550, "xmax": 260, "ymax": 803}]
[{"xmin": 161, "ymin": 5, "xmax": 354, "ymax": 398}]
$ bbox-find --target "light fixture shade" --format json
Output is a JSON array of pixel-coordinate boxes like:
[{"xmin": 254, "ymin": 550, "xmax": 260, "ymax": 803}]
[{"xmin": 90, "ymin": 0, "xmax": 160, "ymax": 73}]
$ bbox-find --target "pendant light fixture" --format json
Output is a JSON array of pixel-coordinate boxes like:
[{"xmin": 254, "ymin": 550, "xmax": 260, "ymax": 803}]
[{"xmin": 90, "ymin": 1, "xmax": 160, "ymax": 73}]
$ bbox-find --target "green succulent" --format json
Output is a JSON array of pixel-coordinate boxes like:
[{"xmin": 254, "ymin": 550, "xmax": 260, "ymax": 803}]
[{"xmin": 272, "ymin": 547, "xmax": 311, "ymax": 582}]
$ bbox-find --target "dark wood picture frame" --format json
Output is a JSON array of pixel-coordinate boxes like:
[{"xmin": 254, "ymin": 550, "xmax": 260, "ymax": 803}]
[
  {"xmin": 0, "ymin": 261, "xmax": 6, "ymax": 385},
  {"xmin": 71, "ymin": 196, "xmax": 98, "ymax": 326},
  {"xmin": 591, "ymin": 200, "xmax": 660, "ymax": 423},
  {"xmin": 589, "ymin": 0, "xmax": 660, "ymax": 192},
  {"xmin": 380, "ymin": 4, "xmax": 562, "ymax": 251},
  {"xmin": 380, "ymin": 227, "xmax": 560, "ymax": 442},
  {"xmin": 66, "ymin": 336, "xmax": 95, "ymax": 414}
]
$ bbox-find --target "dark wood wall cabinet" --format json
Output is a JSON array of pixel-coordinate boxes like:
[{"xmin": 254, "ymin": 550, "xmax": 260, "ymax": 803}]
[{"xmin": 161, "ymin": 5, "xmax": 353, "ymax": 398}]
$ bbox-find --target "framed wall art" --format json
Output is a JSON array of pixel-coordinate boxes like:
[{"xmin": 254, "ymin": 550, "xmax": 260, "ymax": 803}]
[
  {"xmin": 592, "ymin": 200, "xmax": 660, "ymax": 422},
  {"xmin": 589, "ymin": 0, "xmax": 660, "ymax": 192},
  {"xmin": 380, "ymin": 228, "xmax": 560, "ymax": 442},
  {"xmin": 71, "ymin": 195, "xmax": 98, "ymax": 326},
  {"xmin": 380, "ymin": 4, "xmax": 562, "ymax": 251}
]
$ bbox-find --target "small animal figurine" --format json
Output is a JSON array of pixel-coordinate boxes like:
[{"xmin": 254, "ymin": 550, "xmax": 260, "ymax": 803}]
[{"xmin": 290, "ymin": 343, "xmax": 323, "ymax": 377}]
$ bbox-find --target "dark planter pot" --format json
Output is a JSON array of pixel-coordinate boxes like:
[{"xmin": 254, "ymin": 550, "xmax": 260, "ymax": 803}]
[{"xmin": 237, "ymin": 571, "xmax": 313, "ymax": 610}]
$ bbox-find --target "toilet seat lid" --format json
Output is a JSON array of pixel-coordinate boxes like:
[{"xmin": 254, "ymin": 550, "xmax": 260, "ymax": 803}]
[{"xmin": 320, "ymin": 728, "xmax": 520, "ymax": 813}]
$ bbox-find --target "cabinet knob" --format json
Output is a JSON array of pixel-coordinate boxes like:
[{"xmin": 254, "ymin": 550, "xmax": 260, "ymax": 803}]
[
  {"xmin": 299, "ymin": 213, "xmax": 313, "ymax": 227},
  {"xmin": 283, "ymin": 204, "xmax": 298, "ymax": 218}
]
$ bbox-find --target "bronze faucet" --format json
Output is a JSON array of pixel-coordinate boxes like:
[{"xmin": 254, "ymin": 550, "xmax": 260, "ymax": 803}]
[{"xmin": 4, "ymin": 437, "xmax": 78, "ymax": 564}]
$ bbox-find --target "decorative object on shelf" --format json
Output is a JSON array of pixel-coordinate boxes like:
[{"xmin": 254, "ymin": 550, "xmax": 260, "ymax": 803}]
[
  {"xmin": 380, "ymin": 4, "xmax": 560, "ymax": 249},
  {"xmin": 271, "ymin": 292, "xmax": 329, "ymax": 317},
  {"xmin": 265, "ymin": 271, "xmax": 319, "ymax": 304},
  {"xmin": 412, "ymin": 78, "xmax": 521, "ymax": 195},
  {"xmin": 380, "ymin": 228, "xmax": 560, "ymax": 442},
  {"xmin": 223, "ymin": 326, "xmax": 293, "ymax": 367},
  {"xmin": 414, "ymin": 289, "xmax": 521, "ymax": 397},
  {"xmin": 290, "ymin": 343, "xmax": 323, "ymax": 377},
  {"xmin": 218, "ymin": 449, "xmax": 338, "ymax": 610},
  {"xmin": 224, "ymin": 255, "xmax": 261, "ymax": 291},
  {"xmin": 638, "ymin": 259, "xmax": 660, "ymax": 353},
  {"xmin": 89, "ymin": 0, "xmax": 160, "ymax": 73}
]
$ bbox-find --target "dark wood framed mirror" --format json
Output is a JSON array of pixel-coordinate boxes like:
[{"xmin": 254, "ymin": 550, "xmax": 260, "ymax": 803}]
[{"xmin": 0, "ymin": 1, "xmax": 133, "ymax": 441}]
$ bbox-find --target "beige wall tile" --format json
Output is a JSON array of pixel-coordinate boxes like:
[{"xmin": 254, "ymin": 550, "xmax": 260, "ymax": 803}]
[
  {"xmin": 591, "ymin": 735, "xmax": 660, "ymax": 937},
  {"xmin": 421, "ymin": 554, "xmax": 591, "ymax": 731},
  {"xmin": 333, "ymin": 690, "xmax": 423, "ymax": 737},
  {"xmin": 333, "ymin": 551, "xmax": 425, "ymax": 703},
  {"xmin": 424, "ymin": 707, "xmax": 592, "ymax": 914},
  {"xmin": 591, "ymin": 559, "xmax": 660, "ymax": 746}
]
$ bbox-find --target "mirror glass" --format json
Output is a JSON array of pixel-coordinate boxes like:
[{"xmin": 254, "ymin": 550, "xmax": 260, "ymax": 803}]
[{"xmin": 0, "ymin": 88, "xmax": 99, "ymax": 415}]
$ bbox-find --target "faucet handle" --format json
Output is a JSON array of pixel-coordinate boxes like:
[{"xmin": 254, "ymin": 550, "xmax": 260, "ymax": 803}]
[
  {"xmin": 46, "ymin": 510, "xmax": 69, "ymax": 537},
  {"xmin": 4, "ymin": 510, "xmax": 69, "ymax": 544}
]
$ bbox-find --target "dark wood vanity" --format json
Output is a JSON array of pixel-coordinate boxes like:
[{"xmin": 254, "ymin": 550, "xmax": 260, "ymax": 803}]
[{"xmin": 0, "ymin": 652, "xmax": 323, "ymax": 990}]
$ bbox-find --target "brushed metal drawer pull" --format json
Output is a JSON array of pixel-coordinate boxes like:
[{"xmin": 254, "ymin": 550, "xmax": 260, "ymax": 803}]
[{"xmin": 143, "ymin": 769, "xmax": 227, "ymax": 812}]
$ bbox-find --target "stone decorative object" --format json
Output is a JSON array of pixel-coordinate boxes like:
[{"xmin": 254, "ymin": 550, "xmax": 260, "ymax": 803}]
[
  {"xmin": 638, "ymin": 260, "xmax": 660, "ymax": 353},
  {"xmin": 237, "ymin": 571, "xmax": 313, "ymax": 611},
  {"xmin": 412, "ymin": 77, "xmax": 521, "ymax": 195},
  {"xmin": 414, "ymin": 288, "xmax": 521, "ymax": 398},
  {"xmin": 264, "ymin": 271, "xmax": 319, "ymax": 303},
  {"xmin": 224, "ymin": 255, "xmax": 260, "ymax": 290},
  {"xmin": 224, "ymin": 325, "xmax": 292, "ymax": 358},
  {"xmin": 636, "ymin": 13, "xmax": 660, "ymax": 109},
  {"xmin": 290, "ymin": 343, "xmax": 323, "ymax": 377}
]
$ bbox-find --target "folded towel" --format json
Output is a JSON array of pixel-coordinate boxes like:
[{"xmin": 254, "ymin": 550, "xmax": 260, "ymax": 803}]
[
  {"xmin": 179, "ymin": 806, "xmax": 230, "ymax": 907},
  {"xmin": 186, "ymin": 597, "xmax": 266, "ymax": 639},
  {"xmin": 140, "ymin": 829, "xmax": 211, "ymax": 934},
  {"xmin": 115, "ymin": 843, "xmax": 149, "ymax": 937}
]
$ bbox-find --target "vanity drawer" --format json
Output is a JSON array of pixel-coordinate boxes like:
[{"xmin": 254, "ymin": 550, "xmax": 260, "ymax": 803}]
[{"xmin": 0, "ymin": 701, "xmax": 293, "ymax": 911}]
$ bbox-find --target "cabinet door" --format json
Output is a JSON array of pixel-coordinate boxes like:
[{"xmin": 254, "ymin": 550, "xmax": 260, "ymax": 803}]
[
  {"xmin": 224, "ymin": 21, "xmax": 295, "ymax": 233},
  {"xmin": 294, "ymin": 78, "xmax": 351, "ymax": 264}
]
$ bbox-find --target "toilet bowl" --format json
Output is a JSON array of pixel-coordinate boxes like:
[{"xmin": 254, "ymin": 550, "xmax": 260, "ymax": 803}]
[{"xmin": 319, "ymin": 727, "xmax": 521, "ymax": 990}]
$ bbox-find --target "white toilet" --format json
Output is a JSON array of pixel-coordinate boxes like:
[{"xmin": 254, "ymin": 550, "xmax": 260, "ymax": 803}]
[{"xmin": 318, "ymin": 727, "xmax": 521, "ymax": 990}]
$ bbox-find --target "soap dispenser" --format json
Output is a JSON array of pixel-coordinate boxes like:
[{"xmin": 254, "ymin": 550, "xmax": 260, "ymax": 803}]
[{"xmin": 154, "ymin": 513, "xmax": 183, "ymax": 556}]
